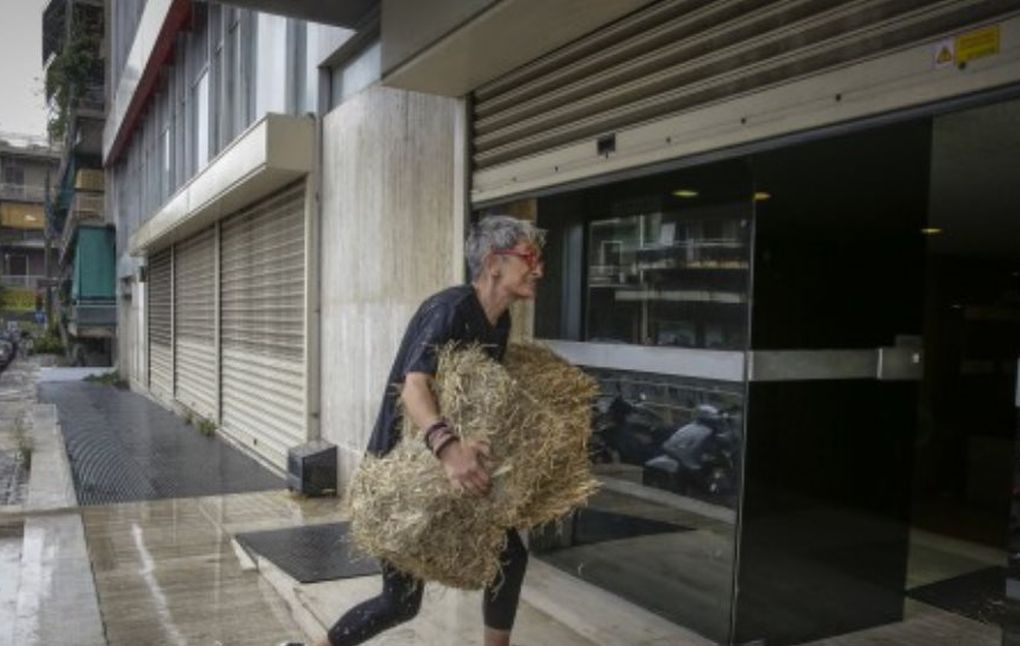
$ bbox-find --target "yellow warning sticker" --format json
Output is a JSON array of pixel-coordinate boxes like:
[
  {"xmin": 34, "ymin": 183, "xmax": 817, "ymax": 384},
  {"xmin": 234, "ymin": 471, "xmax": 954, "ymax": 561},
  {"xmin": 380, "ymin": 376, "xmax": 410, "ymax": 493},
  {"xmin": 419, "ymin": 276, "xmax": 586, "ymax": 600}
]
[
  {"xmin": 933, "ymin": 38, "xmax": 954, "ymax": 69},
  {"xmin": 955, "ymin": 25, "xmax": 1000, "ymax": 64}
]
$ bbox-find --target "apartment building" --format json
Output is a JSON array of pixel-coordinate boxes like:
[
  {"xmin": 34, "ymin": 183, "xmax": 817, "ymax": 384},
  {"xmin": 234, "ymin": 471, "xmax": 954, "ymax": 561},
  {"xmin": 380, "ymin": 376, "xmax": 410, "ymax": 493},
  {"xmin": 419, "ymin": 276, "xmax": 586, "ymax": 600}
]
[
  {"xmin": 43, "ymin": 0, "xmax": 115, "ymax": 364},
  {"xmin": 0, "ymin": 136, "xmax": 59, "ymax": 324}
]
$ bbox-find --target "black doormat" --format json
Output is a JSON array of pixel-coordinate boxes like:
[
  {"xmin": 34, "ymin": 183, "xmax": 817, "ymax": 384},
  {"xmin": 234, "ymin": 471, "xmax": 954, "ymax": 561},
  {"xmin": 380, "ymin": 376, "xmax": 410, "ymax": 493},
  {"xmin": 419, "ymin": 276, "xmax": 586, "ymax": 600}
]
[
  {"xmin": 572, "ymin": 508, "xmax": 691, "ymax": 545},
  {"xmin": 236, "ymin": 521, "xmax": 380, "ymax": 584},
  {"xmin": 907, "ymin": 566, "xmax": 1008, "ymax": 626}
]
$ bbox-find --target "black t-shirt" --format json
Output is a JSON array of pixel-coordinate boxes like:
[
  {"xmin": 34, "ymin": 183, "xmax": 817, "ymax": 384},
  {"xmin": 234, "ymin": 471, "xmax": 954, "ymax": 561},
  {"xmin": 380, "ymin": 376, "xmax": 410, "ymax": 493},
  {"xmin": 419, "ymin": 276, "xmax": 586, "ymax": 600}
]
[{"xmin": 366, "ymin": 284, "xmax": 511, "ymax": 456}]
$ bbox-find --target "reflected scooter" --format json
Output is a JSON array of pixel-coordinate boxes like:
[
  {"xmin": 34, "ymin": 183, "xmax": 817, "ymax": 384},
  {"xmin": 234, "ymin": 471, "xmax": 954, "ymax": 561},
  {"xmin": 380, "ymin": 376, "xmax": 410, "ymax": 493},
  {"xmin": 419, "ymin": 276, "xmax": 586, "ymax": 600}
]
[{"xmin": 642, "ymin": 404, "xmax": 740, "ymax": 502}]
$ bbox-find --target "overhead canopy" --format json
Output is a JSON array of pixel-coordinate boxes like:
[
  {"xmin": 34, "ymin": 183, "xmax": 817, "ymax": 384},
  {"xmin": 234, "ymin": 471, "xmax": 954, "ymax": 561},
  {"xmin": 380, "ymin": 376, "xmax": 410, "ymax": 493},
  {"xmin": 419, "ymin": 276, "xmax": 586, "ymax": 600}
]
[{"xmin": 219, "ymin": 0, "xmax": 377, "ymax": 27}]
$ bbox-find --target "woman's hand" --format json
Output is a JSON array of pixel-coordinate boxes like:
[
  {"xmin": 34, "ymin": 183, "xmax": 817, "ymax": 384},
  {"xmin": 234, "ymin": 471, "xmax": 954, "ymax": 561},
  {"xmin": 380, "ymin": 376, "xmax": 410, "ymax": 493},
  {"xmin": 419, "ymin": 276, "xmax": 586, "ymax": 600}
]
[{"xmin": 438, "ymin": 440, "xmax": 491, "ymax": 496}]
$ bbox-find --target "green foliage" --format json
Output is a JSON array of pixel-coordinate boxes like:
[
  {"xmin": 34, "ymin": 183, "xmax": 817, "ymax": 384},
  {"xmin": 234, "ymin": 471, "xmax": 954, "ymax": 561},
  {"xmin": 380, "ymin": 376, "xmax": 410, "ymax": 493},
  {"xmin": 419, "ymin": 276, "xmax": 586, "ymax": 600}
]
[
  {"xmin": 83, "ymin": 370, "xmax": 128, "ymax": 389},
  {"xmin": 14, "ymin": 417, "xmax": 33, "ymax": 473},
  {"xmin": 45, "ymin": 17, "xmax": 102, "ymax": 142},
  {"xmin": 33, "ymin": 333, "xmax": 65, "ymax": 355},
  {"xmin": 197, "ymin": 419, "xmax": 216, "ymax": 437}
]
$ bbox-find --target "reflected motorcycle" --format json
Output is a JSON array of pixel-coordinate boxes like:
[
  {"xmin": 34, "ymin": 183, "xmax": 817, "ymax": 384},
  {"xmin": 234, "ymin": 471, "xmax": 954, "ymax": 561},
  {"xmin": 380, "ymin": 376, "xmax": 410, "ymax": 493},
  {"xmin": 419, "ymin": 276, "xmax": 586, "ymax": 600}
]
[
  {"xmin": 642, "ymin": 404, "xmax": 740, "ymax": 502},
  {"xmin": 589, "ymin": 395, "xmax": 676, "ymax": 466}
]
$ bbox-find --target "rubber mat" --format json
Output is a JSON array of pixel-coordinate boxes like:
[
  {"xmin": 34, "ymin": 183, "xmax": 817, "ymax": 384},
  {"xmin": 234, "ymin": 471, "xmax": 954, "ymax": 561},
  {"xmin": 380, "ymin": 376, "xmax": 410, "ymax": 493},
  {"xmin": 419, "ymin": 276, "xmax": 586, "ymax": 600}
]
[
  {"xmin": 236, "ymin": 521, "xmax": 380, "ymax": 583},
  {"xmin": 907, "ymin": 566, "xmax": 1007, "ymax": 626}
]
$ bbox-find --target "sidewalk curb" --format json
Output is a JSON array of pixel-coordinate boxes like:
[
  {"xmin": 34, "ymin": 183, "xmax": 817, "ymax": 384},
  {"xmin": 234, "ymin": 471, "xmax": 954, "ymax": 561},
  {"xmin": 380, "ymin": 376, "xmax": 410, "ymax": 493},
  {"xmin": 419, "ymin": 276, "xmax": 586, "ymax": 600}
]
[{"xmin": 11, "ymin": 402, "xmax": 106, "ymax": 645}]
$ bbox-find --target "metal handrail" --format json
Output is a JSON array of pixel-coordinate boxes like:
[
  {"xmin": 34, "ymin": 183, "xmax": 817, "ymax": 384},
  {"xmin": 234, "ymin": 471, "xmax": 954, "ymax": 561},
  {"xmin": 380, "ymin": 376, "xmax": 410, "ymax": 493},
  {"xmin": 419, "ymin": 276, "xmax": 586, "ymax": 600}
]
[
  {"xmin": 0, "ymin": 184, "xmax": 48, "ymax": 202},
  {"xmin": 0, "ymin": 275, "xmax": 46, "ymax": 290}
]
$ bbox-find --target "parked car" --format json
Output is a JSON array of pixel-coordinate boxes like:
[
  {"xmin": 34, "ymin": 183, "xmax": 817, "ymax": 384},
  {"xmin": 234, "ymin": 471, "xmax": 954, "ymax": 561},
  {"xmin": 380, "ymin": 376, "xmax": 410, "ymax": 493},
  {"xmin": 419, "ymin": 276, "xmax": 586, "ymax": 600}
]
[{"xmin": 0, "ymin": 338, "xmax": 14, "ymax": 369}]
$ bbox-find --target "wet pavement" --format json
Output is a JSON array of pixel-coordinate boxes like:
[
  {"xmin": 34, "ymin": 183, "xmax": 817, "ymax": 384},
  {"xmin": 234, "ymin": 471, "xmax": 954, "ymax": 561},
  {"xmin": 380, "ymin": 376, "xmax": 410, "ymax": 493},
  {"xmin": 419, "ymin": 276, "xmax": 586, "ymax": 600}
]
[
  {"xmin": 2, "ymin": 360, "xmax": 323, "ymax": 645},
  {"xmin": 82, "ymin": 491, "xmax": 339, "ymax": 645},
  {"xmin": 39, "ymin": 381, "xmax": 283, "ymax": 505},
  {"xmin": 0, "ymin": 357, "xmax": 48, "ymax": 507}
]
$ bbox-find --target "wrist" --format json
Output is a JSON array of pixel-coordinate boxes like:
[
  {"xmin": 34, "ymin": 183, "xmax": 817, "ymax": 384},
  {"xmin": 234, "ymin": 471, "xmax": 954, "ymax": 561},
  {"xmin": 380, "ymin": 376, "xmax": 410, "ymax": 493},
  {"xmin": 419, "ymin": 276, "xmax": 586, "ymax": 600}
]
[
  {"xmin": 423, "ymin": 419, "xmax": 450, "ymax": 450},
  {"xmin": 434, "ymin": 435, "xmax": 460, "ymax": 460}
]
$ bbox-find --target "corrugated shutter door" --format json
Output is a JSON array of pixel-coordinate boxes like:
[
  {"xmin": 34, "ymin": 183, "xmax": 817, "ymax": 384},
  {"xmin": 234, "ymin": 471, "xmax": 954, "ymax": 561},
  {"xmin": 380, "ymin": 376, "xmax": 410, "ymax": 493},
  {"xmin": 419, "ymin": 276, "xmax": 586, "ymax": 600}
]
[
  {"xmin": 472, "ymin": 0, "xmax": 1017, "ymax": 171},
  {"xmin": 173, "ymin": 227, "xmax": 217, "ymax": 420},
  {"xmin": 220, "ymin": 182, "xmax": 306, "ymax": 468},
  {"xmin": 147, "ymin": 248, "xmax": 173, "ymax": 401}
]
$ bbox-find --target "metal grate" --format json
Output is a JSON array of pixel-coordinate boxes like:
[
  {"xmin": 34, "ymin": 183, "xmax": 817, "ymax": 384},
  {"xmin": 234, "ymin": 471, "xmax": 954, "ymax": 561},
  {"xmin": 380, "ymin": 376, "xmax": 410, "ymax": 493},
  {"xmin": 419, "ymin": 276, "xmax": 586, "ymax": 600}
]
[{"xmin": 472, "ymin": 0, "xmax": 1017, "ymax": 170}]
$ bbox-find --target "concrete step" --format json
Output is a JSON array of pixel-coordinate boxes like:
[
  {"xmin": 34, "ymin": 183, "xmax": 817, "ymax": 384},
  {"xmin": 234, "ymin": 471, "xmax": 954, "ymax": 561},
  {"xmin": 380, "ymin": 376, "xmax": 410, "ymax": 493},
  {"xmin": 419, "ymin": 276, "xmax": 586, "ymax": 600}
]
[
  {"xmin": 14, "ymin": 511, "xmax": 106, "ymax": 645},
  {"xmin": 243, "ymin": 533, "xmax": 708, "ymax": 646}
]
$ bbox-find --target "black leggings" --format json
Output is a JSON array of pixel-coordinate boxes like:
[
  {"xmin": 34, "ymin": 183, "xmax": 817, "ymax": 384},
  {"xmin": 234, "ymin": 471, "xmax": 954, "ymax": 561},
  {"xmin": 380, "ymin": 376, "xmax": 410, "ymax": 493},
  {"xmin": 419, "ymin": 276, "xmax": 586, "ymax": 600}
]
[{"xmin": 327, "ymin": 529, "xmax": 528, "ymax": 645}]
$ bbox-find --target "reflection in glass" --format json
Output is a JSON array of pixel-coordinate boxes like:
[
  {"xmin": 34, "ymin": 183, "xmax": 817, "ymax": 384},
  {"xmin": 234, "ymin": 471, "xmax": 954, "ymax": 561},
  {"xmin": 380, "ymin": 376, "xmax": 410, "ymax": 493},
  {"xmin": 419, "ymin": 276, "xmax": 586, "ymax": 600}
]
[
  {"xmin": 585, "ymin": 194, "xmax": 750, "ymax": 349},
  {"xmin": 531, "ymin": 371, "xmax": 744, "ymax": 642},
  {"xmin": 485, "ymin": 160, "xmax": 751, "ymax": 644}
]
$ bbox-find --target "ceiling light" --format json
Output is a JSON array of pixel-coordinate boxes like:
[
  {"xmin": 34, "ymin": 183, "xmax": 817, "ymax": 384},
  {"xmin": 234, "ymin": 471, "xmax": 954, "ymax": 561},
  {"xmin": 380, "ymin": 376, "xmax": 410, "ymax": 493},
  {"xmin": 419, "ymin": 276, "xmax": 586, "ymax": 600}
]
[
  {"xmin": 921, "ymin": 227, "xmax": 943, "ymax": 235},
  {"xmin": 672, "ymin": 189, "xmax": 699, "ymax": 198},
  {"xmin": 754, "ymin": 191, "xmax": 771, "ymax": 202}
]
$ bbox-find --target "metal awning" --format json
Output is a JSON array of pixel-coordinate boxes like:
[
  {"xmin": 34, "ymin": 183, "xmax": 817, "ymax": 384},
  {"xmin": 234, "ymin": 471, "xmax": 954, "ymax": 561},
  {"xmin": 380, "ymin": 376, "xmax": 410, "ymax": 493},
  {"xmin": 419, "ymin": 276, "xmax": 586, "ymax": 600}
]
[{"xmin": 218, "ymin": 0, "xmax": 377, "ymax": 28}]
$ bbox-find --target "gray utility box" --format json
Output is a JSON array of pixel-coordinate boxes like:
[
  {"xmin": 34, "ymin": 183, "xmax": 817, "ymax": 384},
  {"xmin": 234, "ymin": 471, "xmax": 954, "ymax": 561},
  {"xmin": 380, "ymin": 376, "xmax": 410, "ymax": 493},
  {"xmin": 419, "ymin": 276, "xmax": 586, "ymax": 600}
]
[{"xmin": 287, "ymin": 441, "xmax": 338, "ymax": 496}]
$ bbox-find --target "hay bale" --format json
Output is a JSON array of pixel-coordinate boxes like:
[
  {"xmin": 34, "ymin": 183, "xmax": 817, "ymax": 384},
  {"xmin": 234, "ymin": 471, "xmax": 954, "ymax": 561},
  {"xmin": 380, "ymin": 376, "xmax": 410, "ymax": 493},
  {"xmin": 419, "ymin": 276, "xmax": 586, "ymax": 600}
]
[{"xmin": 347, "ymin": 341, "xmax": 599, "ymax": 589}]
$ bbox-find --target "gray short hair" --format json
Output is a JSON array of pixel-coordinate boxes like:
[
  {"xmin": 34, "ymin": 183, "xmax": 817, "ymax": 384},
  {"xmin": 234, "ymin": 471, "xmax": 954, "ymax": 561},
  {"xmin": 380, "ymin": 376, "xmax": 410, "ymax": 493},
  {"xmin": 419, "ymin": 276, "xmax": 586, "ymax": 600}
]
[{"xmin": 466, "ymin": 215, "xmax": 545, "ymax": 280}]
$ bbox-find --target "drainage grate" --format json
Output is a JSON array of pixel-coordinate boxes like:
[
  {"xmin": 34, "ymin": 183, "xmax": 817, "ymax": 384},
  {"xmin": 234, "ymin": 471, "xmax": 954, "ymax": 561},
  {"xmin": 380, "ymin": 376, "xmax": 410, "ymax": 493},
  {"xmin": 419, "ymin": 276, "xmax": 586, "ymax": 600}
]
[{"xmin": 39, "ymin": 381, "xmax": 283, "ymax": 505}]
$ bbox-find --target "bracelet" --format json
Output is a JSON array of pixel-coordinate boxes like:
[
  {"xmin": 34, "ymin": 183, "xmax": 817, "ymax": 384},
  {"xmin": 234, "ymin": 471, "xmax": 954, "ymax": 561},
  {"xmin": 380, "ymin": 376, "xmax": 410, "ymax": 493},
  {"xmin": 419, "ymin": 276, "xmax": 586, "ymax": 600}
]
[
  {"xmin": 423, "ymin": 419, "xmax": 450, "ymax": 451},
  {"xmin": 428, "ymin": 427, "xmax": 454, "ymax": 453},
  {"xmin": 432, "ymin": 433, "xmax": 459, "ymax": 458}
]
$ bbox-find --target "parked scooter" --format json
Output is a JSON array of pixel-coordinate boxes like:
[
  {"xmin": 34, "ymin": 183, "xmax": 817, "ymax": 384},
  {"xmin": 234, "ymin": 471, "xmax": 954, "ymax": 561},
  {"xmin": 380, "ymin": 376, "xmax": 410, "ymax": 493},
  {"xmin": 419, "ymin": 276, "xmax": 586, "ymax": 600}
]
[
  {"xmin": 589, "ymin": 395, "xmax": 676, "ymax": 466},
  {"xmin": 642, "ymin": 404, "xmax": 740, "ymax": 504}
]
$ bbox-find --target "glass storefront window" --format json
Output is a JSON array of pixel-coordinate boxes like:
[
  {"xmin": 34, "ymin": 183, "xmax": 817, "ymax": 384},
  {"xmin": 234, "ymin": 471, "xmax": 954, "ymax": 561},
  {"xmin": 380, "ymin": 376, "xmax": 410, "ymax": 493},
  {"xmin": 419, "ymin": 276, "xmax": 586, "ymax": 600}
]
[
  {"xmin": 586, "ymin": 206, "xmax": 749, "ymax": 349},
  {"xmin": 477, "ymin": 158, "xmax": 752, "ymax": 644}
]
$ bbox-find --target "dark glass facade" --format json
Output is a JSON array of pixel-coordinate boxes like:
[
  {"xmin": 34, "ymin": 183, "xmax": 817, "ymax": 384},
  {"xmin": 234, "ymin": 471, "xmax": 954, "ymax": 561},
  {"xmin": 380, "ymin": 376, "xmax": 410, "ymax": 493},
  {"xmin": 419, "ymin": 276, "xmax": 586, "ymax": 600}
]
[{"xmin": 478, "ymin": 95, "xmax": 1019, "ymax": 645}]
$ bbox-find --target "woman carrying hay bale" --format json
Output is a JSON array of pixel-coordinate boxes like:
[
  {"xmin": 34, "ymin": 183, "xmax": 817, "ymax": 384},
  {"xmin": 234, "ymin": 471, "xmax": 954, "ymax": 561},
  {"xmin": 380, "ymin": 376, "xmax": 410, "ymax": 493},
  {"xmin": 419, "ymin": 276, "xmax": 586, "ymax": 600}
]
[{"xmin": 286, "ymin": 216, "xmax": 546, "ymax": 646}]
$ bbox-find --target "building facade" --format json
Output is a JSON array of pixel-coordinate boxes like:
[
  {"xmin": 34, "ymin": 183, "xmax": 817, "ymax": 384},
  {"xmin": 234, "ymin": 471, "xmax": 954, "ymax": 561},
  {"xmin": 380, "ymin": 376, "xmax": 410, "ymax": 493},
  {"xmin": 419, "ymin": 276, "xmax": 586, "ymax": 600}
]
[
  {"xmin": 43, "ymin": 0, "xmax": 116, "ymax": 364},
  {"xmin": 0, "ymin": 137, "xmax": 59, "ymax": 325},
  {"xmin": 107, "ymin": 1, "xmax": 1020, "ymax": 644}
]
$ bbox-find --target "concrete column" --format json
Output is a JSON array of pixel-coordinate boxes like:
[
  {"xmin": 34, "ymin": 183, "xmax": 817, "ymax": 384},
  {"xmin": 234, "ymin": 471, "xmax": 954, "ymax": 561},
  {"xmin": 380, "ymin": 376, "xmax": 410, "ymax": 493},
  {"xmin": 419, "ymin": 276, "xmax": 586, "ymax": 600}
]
[{"xmin": 320, "ymin": 85, "xmax": 462, "ymax": 491}]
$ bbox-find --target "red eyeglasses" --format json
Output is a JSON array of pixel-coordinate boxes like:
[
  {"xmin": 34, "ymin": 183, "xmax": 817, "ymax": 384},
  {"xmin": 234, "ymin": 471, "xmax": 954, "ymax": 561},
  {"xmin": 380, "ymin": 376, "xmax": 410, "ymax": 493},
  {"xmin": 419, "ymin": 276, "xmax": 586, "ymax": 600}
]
[{"xmin": 492, "ymin": 248, "xmax": 543, "ymax": 270}]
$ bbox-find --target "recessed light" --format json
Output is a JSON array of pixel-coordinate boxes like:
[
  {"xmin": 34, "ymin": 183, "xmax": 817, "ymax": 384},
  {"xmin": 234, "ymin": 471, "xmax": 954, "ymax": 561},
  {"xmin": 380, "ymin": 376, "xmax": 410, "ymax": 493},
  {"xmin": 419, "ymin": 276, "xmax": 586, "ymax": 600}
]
[
  {"xmin": 921, "ymin": 227, "xmax": 943, "ymax": 235},
  {"xmin": 754, "ymin": 191, "xmax": 771, "ymax": 202},
  {"xmin": 672, "ymin": 189, "xmax": 699, "ymax": 198}
]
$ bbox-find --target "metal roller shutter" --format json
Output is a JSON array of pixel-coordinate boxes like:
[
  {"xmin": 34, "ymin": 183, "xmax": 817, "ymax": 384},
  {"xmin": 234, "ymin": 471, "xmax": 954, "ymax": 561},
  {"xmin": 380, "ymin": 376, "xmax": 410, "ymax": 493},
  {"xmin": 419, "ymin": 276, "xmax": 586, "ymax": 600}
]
[
  {"xmin": 472, "ymin": 0, "xmax": 1017, "ymax": 171},
  {"xmin": 219, "ymin": 182, "xmax": 306, "ymax": 468},
  {"xmin": 147, "ymin": 248, "xmax": 173, "ymax": 401},
  {"xmin": 173, "ymin": 227, "xmax": 217, "ymax": 420}
]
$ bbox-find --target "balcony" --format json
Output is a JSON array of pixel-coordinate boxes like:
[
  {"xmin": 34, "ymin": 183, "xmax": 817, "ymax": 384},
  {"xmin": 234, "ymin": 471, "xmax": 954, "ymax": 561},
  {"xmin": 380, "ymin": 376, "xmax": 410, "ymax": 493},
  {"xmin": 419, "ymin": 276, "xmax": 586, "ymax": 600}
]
[
  {"xmin": 73, "ymin": 191, "xmax": 104, "ymax": 218},
  {"xmin": 0, "ymin": 184, "xmax": 47, "ymax": 204},
  {"xmin": 0, "ymin": 230, "xmax": 46, "ymax": 250},
  {"xmin": 69, "ymin": 299, "xmax": 116, "ymax": 336},
  {"xmin": 77, "ymin": 82, "xmax": 105, "ymax": 117},
  {"xmin": 0, "ymin": 275, "xmax": 47, "ymax": 290},
  {"xmin": 59, "ymin": 191, "xmax": 108, "ymax": 267}
]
